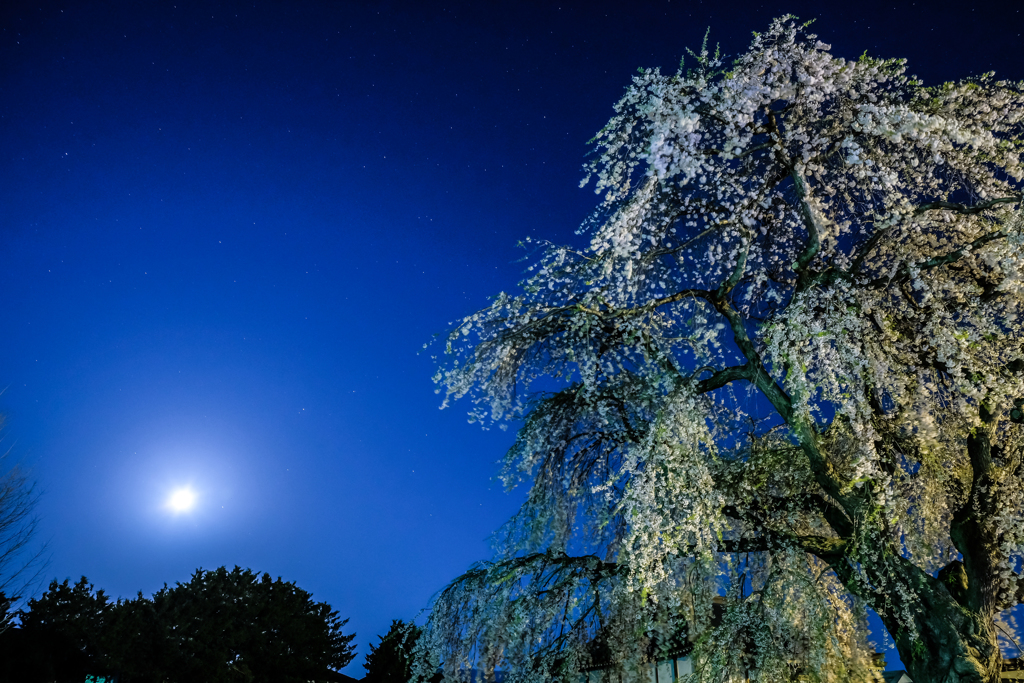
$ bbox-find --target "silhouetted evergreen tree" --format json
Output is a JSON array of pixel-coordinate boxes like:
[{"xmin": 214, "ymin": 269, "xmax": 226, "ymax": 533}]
[
  {"xmin": 365, "ymin": 620, "xmax": 423, "ymax": 683},
  {"xmin": 0, "ymin": 566, "xmax": 355, "ymax": 683},
  {"xmin": 0, "ymin": 578, "xmax": 109, "ymax": 682},
  {"xmin": 149, "ymin": 565, "xmax": 356, "ymax": 683}
]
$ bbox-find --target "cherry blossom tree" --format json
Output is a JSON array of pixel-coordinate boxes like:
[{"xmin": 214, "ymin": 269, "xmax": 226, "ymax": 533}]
[{"xmin": 418, "ymin": 17, "xmax": 1024, "ymax": 683}]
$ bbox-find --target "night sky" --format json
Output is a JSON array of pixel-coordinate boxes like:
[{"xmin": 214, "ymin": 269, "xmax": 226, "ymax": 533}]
[{"xmin": 1, "ymin": 0, "xmax": 1022, "ymax": 674}]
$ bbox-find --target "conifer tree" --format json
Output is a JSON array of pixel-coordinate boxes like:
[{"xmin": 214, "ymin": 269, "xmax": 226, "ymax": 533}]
[{"xmin": 365, "ymin": 620, "xmax": 423, "ymax": 683}]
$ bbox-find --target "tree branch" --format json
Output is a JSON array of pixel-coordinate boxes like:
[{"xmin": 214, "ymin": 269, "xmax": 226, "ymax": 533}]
[
  {"xmin": 791, "ymin": 168, "xmax": 823, "ymax": 291},
  {"xmin": 707, "ymin": 295, "xmax": 859, "ymax": 528},
  {"xmin": 850, "ymin": 195, "xmax": 1022, "ymax": 275},
  {"xmin": 801, "ymin": 493, "xmax": 855, "ymax": 538},
  {"xmin": 694, "ymin": 364, "xmax": 751, "ymax": 393},
  {"xmin": 867, "ymin": 228, "xmax": 1011, "ymax": 289},
  {"xmin": 699, "ymin": 141, "xmax": 776, "ymax": 159},
  {"xmin": 915, "ymin": 229, "xmax": 1008, "ymax": 272},
  {"xmin": 711, "ymin": 535, "xmax": 848, "ymax": 562},
  {"xmin": 716, "ymin": 234, "xmax": 751, "ymax": 299},
  {"xmin": 723, "ymin": 492, "xmax": 854, "ymax": 539},
  {"xmin": 593, "ymin": 279, "xmax": 860, "ymax": 538},
  {"xmin": 913, "ymin": 195, "xmax": 1022, "ymax": 216}
]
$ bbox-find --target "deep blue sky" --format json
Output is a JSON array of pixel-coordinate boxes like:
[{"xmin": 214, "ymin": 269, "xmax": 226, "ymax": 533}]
[{"xmin": 1, "ymin": 0, "xmax": 1022, "ymax": 674}]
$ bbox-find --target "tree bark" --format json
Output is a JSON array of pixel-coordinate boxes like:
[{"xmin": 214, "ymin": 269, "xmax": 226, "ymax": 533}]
[
  {"xmin": 888, "ymin": 562, "xmax": 1000, "ymax": 683},
  {"xmin": 823, "ymin": 535, "xmax": 1002, "ymax": 682}
]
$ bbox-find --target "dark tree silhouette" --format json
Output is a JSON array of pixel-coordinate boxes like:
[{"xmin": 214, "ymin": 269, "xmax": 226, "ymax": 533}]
[
  {"xmin": 148, "ymin": 565, "xmax": 356, "ymax": 683},
  {"xmin": 0, "ymin": 577, "xmax": 108, "ymax": 683},
  {"xmin": 365, "ymin": 620, "xmax": 423, "ymax": 683},
  {"xmin": 0, "ymin": 566, "xmax": 355, "ymax": 683}
]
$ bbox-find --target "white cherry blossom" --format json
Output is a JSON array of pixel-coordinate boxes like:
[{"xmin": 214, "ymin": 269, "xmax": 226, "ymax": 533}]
[{"xmin": 421, "ymin": 17, "xmax": 1024, "ymax": 683}]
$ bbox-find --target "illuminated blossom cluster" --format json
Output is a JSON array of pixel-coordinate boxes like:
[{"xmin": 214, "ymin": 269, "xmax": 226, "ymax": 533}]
[{"xmin": 422, "ymin": 17, "xmax": 1024, "ymax": 683}]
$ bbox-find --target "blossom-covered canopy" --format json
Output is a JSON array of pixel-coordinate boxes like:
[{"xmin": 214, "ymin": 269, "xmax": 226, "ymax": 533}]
[{"xmin": 422, "ymin": 17, "xmax": 1024, "ymax": 683}]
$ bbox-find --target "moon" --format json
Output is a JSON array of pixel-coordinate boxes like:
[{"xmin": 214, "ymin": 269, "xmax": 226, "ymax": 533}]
[{"xmin": 168, "ymin": 487, "xmax": 196, "ymax": 513}]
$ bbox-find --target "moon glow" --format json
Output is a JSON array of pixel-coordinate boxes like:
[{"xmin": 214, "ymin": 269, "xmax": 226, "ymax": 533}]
[{"xmin": 168, "ymin": 487, "xmax": 196, "ymax": 513}]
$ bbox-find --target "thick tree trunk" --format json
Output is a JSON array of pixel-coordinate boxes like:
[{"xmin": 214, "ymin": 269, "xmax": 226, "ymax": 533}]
[
  {"xmin": 890, "ymin": 410, "xmax": 1006, "ymax": 683},
  {"xmin": 853, "ymin": 556, "xmax": 1002, "ymax": 683},
  {"xmin": 812, "ymin": 405, "xmax": 1011, "ymax": 682}
]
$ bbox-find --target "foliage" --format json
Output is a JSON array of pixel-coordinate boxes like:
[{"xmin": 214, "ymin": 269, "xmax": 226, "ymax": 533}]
[
  {"xmin": 100, "ymin": 592, "xmax": 170, "ymax": 682},
  {"xmin": 364, "ymin": 619, "xmax": 424, "ymax": 683},
  {"xmin": 0, "ymin": 592, "xmax": 14, "ymax": 634},
  {"xmin": 3, "ymin": 566, "xmax": 355, "ymax": 683},
  {"xmin": 1, "ymin": 577, "xmax": 109, "ymax": 682},
  {"xmin": 147, "ymin": 565, "xmax": 357, "ymax": 683},
  {"xmin": 421, "ymin": 16, "xmax": 1024, "ymax": 683},
  {"xmin": 19, "ymin": 577, "xmax": 110, "ymax": 661}
]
